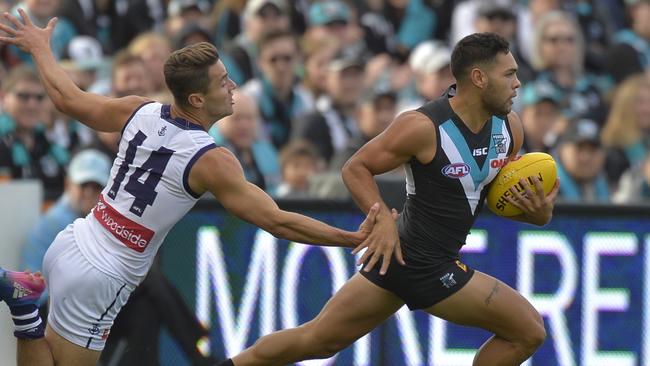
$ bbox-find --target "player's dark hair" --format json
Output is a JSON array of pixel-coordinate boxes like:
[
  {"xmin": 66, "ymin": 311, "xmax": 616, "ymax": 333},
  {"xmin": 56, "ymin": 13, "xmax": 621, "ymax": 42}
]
[
  {"xmin": 450, "ymin": 33, "xmax": 510, "ymax": 82},
  {"xmin": 164, "ymin": 42, "xmax": 219, "ymax": 107}
]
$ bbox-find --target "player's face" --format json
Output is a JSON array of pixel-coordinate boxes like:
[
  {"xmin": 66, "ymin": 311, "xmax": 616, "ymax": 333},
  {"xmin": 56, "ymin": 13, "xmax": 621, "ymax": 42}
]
[
  {"xmin": 482, "ymin": 52, "xmax": 520, "ymax": 116},
  {"xmin": 204, "ymin": 60, "xmax": 236, "ymax": 121}
]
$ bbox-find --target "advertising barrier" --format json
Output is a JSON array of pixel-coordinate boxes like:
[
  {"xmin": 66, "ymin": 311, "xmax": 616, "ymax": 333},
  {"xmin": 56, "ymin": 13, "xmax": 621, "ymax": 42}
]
[{"xmin": 160, "ymin": 200, "xmax": 650, "ymax": 366}]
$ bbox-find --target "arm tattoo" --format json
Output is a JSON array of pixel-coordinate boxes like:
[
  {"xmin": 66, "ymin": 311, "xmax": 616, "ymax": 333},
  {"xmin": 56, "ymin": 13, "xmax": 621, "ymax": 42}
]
[{"xmin": 484, "ymin": 280, "xmax": 500, "ymax": 306}]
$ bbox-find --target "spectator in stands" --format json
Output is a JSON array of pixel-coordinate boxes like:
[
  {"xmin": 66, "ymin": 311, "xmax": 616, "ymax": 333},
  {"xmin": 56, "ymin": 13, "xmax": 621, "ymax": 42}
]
[
  {"xmin": 524, "ymin": 10, "xmax": 610, "ymax": 119},
  {"xmin": 606, "ymin": 0, "xmax": 650, "ymax": 83},
  {"xmin": 58, "ymin": 0, "xmax": 101, "ymax": 40},
  {"xmin": 382, "ymin": 0, "xmax": 435, "ymax": 58},
  {"xmin": 223, "ymin": 0, "xmax": 290, "ymax": 85},
  {"xmin": 242, "ymin": 29, "xmax": 314, "ymax": 149},
  {"xmin": 612, "ymin": 151, "xmax": 650, "ymax": 203},
  {"xmin": 293, "ymin": 53, "xmax": 365, "ymax": 164},
  {"xmin": 554, "ymin": 117, "xmax": 610, "ymax": 202},
  {"xmin": 128, "ymin": 32, "xmax": 172, "ymax": 97},
  {"xmin": 83, "ymin": 51, "xmax": 153, "ymax": 160},
  {"xmin": 276, "ymin": 140, "xmax": 323, "ymax": 198},
  {"xmin": 163, "ymin": 0, "xmax": 208, "ymax": 42},
  {"xmin": 204, "ymin": 0, "xmax": 246, "ymax": 47},
  {"xmin": 64, "ymin": 35, "xmax": 108, "ymax": 94},
  {"xmin": 0, "ymin": 65, "xmax": 69, "ymax": 202},
  {"xmin": 399, "ymin": 40, "xmax": 453, "ymax": 112},
  {"xmin": 474, "ymin": 0, "xmax": 535, "ymax": 83},
  {"xmin": 172, "ymin": 22, "xmax": 214, "ymax": 51},
  {"xmin": 209, "ymin": 91, "xmax": 281, "ymax": 194},
  {"xmin": 305, "ymin": 0, "xmax": 386, "ymax": 90},
  {"xmin": 517, "ymin": 0, "xmax": 562, "ymax": 66},
  {"xmin": 330, "ymin": 89, "xmax": 397, "ymax": 170},
  {"xmin": 299, "ymin": 33, "xmax": 340, "ymax": 102},
  {"xmin": 20, "ymin": 149, "xmax": 110, "ymax": 283},
  {"xmin": 358, "ymin": 0, "xmax": 399, "ymax": 57},
  {"xmin": 7, "ymin": 0, "xmax": 77, "ymax": 65},
  {"xmin": 106, "ymin": 0, "xmax": 166, "ymax": 52},
  {"xmin": 110, "ymin": 50, "xmax": 152, "ymax": 98},
  {"xmin": 306, "ymin": 1, "xmax": 358, "ymax": 56},
  {"xmin": 520, "ymin": 82, "xmax": 567, "ymax": 153},
  {"xmin": 601, "ymin": 73, "xmax": 650, "ymax": 184},
  {"xmin": 572, "ymin": 0, "xmax": 613, "ymax": 74}
]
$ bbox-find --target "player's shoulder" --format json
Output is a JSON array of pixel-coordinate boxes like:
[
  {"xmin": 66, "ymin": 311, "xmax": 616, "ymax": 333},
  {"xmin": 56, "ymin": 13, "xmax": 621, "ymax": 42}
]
[
  {"xmin": 394, "ymin": 108, "xmax": 433, "ymax": 125},
  {"xmin": 188, "ymin": 146, "xmax": 242, "ymax": 195},
  {"xmin": 415, "ymin": 96, "xmax": 456, "ymax": 126},
  {"xmin": 380, "ymin": 109, "xmax": 437, "ymax": 157}
]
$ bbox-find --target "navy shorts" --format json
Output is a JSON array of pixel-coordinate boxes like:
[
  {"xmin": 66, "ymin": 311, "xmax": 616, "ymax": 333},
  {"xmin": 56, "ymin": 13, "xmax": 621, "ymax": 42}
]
[{"xmin": 361, "ymin": 252, "xmax": 474, "ymax": 310}]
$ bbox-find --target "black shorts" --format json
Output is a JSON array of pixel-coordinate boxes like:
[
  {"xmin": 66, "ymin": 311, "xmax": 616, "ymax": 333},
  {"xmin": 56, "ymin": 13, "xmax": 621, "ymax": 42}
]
[{"xmin": 361, "ymin": 253, "xmax": 475, "ymax": 310}]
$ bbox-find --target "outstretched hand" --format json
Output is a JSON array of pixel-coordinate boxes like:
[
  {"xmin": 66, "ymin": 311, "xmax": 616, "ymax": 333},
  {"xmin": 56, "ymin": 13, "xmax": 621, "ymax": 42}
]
[
  {"xmin": 357, "ymin": 203, "xmax": 380, "ymax": 240},
  {"xmin": 353, "ymin": 207, "xmax": 405, "ymax": 275},
  {"xmin": 0, "ymin": 8, "xmax": 57, "ymax": 53}
]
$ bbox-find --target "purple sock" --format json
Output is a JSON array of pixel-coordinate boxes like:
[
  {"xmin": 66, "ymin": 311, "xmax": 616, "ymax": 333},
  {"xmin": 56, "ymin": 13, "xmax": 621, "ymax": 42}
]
[{"xmin": 10, "ymin": 304, "xmax": 44, "ymax": 339}]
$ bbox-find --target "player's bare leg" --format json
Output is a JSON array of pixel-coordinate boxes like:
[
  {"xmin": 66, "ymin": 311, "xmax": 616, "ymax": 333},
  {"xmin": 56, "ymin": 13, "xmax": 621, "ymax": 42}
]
[
  {"xmin": 43, "ymin": 325, "xmax": 100, "ymax": 366},
  {"xmin": 230, "ymin": 273, "xmax": 404, "ymax": 366},
  {"xmin": 16, "ymin": 338, "xmax": 53, "ymax": 366},
  {"xmin": 425, "ymin": 271, "xmax": 546, "ymax": 366}
]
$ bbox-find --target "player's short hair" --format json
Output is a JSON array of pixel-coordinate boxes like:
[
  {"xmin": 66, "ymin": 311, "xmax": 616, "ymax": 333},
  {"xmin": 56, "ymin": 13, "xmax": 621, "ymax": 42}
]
[
  {"xmin": 1, "ymin": 65, "xmax": 41, "ymax": 92},
  {"xmin": 450, "ymin": 33, "xmax": 510, "ymax": 82},
  {"xmin": 164, "ymin": 42, "xmax": 219, "ymax": 107}
]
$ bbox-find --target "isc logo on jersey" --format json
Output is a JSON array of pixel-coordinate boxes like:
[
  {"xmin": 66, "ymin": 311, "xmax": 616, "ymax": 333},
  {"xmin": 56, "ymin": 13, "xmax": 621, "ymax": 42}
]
[{"xmin": 442, "ymin": 163, "xmax": 470, "ymax": 178}]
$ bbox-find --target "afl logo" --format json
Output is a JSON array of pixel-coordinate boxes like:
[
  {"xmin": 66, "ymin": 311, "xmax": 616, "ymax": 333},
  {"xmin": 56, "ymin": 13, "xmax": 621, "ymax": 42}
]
[{"xmin": 442, "ymin": 163, "xmax": 470, "ymax": 178}]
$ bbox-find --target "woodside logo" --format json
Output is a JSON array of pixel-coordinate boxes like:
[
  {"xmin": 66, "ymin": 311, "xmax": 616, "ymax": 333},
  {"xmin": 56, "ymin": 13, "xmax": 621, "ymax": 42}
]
[{"xmin": 93, "ymin": 195, "xmax": 155, "ymax": 253}]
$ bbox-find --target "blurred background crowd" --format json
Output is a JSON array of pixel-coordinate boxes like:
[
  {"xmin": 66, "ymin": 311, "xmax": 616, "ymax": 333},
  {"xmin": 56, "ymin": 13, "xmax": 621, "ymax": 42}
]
[
  {"xmin": 2, "ymin": 0, "xmax": 650, "ymax": 364},
  {"xmin": 2, "ymin": 0, "xmax": 650, "ymax": 208}
]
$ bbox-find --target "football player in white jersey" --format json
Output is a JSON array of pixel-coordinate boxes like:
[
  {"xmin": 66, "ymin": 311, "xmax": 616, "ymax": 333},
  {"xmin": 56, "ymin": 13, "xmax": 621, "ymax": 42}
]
[{"xmin": 0, "ymin": 9, "xmax": 383, "ymax": 366}]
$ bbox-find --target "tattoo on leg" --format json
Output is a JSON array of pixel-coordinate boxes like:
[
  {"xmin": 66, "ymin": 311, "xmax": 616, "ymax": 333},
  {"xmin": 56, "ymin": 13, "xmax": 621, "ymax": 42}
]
[{"xmin": 484, "ymin": 280, "xmax": 500, "ymax": 306}]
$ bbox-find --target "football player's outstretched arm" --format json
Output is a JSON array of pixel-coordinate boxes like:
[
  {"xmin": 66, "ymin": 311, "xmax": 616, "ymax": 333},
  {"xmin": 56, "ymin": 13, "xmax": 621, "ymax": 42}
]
[
  {"xmin": 0, "ymin": 9, "xmax": 147, "ymax": 132},
  {"xmin": 188, "ymin": 147, "xmax": 379, "ymax": 248}
]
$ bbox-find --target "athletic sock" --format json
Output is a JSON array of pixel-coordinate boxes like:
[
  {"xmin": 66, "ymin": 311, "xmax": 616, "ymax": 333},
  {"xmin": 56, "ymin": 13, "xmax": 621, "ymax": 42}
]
[{"xmin": 9, "ymin": 304, "xmax": 44, "ymax": 339}]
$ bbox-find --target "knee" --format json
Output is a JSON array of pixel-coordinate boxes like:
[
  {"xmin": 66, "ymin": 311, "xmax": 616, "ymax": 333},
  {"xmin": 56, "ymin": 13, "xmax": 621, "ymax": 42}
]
[
  {"xmin": 301, "ymin": 325, "xmax": 352, "ymax": 359},
  {"xmin": 518, "ymin": 313, "xmax": 546, "ymax": 354}
]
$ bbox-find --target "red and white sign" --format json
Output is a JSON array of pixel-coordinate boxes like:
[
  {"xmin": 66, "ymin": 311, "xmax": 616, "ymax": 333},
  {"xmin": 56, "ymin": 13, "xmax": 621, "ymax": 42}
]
[{"xmin": 93, "ymin": 195, "xmax": 154, "ymax": 253}]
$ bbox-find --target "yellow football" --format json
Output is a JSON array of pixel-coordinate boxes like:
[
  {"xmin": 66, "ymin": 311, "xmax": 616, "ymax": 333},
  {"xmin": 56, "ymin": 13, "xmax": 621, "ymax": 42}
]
[{"xmin": 486, "ymin": 152, "xmax": 557, "ymax": 217}]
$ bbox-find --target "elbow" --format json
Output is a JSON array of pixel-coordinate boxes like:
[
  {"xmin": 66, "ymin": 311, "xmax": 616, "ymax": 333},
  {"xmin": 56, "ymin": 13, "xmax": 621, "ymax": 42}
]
[
  {"xmin": 259, "ymin": 211, "xmax": 289, "ymax": 238},
  {"xmin": 52, "ymin": 95, "xmax": 74, "ymax": 116},
  {"xmin": 341, "ymin": 158, "xmax": 358, "ymax": 183},
  {"xmin": 268, "ymin": 225, "xmax": 289, "ymax": 239}
]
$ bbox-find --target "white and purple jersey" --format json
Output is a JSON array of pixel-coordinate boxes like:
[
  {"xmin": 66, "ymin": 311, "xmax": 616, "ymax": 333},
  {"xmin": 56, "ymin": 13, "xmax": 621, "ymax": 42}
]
[{"xmin": 73, "ymin": 102, "xmax": 216, "ymax": 286}]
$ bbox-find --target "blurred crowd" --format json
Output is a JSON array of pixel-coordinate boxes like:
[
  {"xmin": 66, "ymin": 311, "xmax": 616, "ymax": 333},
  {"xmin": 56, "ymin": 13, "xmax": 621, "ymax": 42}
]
[{"xmin": 2, "ymin": 0, "xmax": 650, "ymax": 207}]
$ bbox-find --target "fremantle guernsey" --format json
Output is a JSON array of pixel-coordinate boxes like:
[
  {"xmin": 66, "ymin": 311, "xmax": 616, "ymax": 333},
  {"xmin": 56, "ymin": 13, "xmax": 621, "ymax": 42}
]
[
  {"xmin": 398, "ymin": 88, "xmax": 514, "ymax": 260},
  {"xmin": 72, "ymin": 102, "xmax": 217, "ymax": 286}
]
